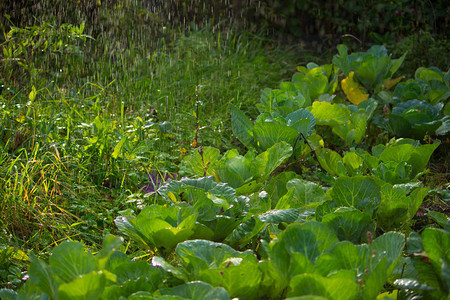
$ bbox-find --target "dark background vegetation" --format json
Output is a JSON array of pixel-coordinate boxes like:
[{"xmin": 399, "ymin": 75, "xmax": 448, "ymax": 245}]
[{"xmin": 2, "ymin": 0, "xmax": 449, "ymax": 69}]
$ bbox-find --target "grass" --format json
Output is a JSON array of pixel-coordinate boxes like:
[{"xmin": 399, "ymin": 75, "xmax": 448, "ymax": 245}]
[{"xmin": 0, "ymin": 21, "xmax": 302, "ymax": 267}]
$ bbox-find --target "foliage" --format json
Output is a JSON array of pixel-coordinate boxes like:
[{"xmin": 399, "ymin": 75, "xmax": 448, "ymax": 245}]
[
  {"xmin": 310, "ymin": 99, "xmax": 377, "ymax": 146},
  {"xmin": 232, "ymin": 105, "xmax": 315, "ymax": 151},
  {"xmin": 115, "ymin": 205, "xmax": 198, "ymax": 254},
  {"xmin": 390, "ymin": 31, "xmax": 450, "ymax": 76},
  {"xmin": 256, "ymin": 64, "xmax": 338, "ymax": 115},
  {"xmin": 373, "ymin": 67, "xmax": 450, "ymax": 139},
  {"xmin": 1, "ymin": 22, "xmax": 91, "ymax": 89},
  {"xmin": 0, "ymin": 5, "xmax": 449, "ymax": 299},
  {"xmin": 254, "ymin": 0, "xmax": 448, "ymax": 42},
  {"xmin": 9, "ymin": 222, "xmax": 446, "ymax": 299},
  {"xmin": 373, "ymin": 99, "xmax": 448, "ymax": 139},
  {"xmin": 332, "ymin": 44, "xmax": 406, "ymax": 94},
  {"xmin": 180, "ymin": 142, "xmax": 292, "ymax": 193},
  {"xmin": 231, "ymin": 43, "xmax": 447, "ymax": 149},
  {"xmin": 0, "ymin": 236, "xmax": 172, "ymax": 299},
  {"xmin": 394, "ymin": 229, "xmax": 450, "ymax": 298},
  {"xmin": 316, "ymin": 138, "xmax": 440, "ymax": 181}
]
